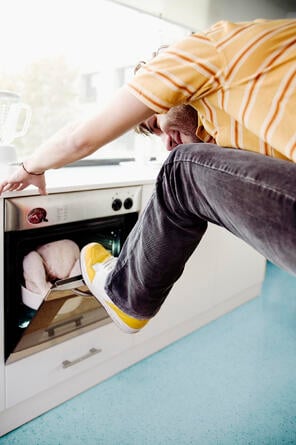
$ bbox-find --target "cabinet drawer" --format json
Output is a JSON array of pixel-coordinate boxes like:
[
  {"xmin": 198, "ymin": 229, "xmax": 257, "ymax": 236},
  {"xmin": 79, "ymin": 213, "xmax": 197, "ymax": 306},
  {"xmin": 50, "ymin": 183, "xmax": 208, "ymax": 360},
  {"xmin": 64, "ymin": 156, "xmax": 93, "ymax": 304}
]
[{"xmin": 5, "ymin": 323, "xmax": 132, "ymax": 408}]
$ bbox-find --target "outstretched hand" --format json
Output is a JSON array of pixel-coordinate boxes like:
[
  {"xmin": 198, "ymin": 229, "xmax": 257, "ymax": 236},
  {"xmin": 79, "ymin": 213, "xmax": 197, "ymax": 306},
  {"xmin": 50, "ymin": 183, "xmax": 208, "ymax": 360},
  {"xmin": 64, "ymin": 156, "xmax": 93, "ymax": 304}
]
[{"xmin": 0, "ymin": 165, "xmax": 47, "ymax": 195}]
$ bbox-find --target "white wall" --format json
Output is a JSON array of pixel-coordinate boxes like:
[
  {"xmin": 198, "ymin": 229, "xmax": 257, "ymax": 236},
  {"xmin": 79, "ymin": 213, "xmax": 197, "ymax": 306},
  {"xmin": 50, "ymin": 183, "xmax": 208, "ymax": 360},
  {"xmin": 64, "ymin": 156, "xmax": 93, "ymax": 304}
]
[
  {"xmin": 207, "ymin": 0, "xmax": 294, "ymax": 26},
  {"xmin": 112, "ymin": 0, "xmax": 295, "ymax": 30},
  {"xmin": 111, "ymin": 0, "xmax": 209, "ymax": 30}
]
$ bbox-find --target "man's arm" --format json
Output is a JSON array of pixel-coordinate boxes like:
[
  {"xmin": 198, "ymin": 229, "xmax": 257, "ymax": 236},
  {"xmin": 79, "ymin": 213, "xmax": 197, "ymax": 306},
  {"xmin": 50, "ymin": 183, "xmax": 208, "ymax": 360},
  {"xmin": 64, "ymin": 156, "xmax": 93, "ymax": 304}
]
[{"xmin": 0, "ymin": 86, "xmax": 154, "ymax": 194}]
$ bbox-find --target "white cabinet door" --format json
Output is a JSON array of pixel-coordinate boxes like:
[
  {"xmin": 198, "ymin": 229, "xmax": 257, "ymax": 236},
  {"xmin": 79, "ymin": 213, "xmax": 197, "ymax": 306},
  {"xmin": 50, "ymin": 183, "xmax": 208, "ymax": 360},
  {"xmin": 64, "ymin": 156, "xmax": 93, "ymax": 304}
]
[
  {"xmin": 5, "ymin": 322, "xmax": 132, "ymax": 408},
  {"xmin": 141, "ymin": 183, "xmax": 155, "ymax": 212},
  {"xmin": 210, "ymin": 225, "xmax": 266, "ymax": 307}
]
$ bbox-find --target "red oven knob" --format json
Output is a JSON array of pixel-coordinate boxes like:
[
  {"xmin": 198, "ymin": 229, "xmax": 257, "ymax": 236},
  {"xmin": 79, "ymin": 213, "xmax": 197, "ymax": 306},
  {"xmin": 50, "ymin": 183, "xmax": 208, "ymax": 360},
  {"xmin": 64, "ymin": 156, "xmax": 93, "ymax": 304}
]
[{"xmin": 27, "ymin": 207, "xmax": 48, "ymax": 224}]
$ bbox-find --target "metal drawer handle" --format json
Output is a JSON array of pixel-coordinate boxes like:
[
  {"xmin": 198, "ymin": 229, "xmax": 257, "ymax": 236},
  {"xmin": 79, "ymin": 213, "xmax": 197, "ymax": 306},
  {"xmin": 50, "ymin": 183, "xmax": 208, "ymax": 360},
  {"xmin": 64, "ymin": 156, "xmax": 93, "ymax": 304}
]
[{"xmin": 62, "ymin": 347, "xmax": 102, "ymax": 369}]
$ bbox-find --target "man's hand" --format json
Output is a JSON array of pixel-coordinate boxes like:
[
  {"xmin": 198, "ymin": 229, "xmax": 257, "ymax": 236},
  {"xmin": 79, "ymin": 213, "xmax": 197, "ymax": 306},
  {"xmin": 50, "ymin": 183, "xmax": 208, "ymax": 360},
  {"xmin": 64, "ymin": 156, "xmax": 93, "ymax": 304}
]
[{"xmin": 0, "ymin": 165, "xmax": 47, "ymax": 195}]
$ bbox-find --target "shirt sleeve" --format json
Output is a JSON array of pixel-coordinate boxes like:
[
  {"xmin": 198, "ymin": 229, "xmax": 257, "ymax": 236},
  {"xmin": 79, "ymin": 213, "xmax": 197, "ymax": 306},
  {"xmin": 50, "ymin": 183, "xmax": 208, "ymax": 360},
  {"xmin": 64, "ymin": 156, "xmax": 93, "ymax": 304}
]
[{"xmin": 127, "ymin": 32, "xmax": 223, "ymax": 114}]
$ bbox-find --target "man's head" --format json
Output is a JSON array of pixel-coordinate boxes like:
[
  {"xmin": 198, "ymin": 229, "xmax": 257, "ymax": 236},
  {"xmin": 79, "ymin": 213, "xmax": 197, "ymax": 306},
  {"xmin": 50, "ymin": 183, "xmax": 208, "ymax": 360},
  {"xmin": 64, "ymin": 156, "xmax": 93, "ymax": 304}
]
[
  {"xmin": 136, "ymin": 105, "xmax": 201, "ymax": 151},
  {"xmin": 134, "ymin": 46, "xmax": 201, "ymax": 152}
]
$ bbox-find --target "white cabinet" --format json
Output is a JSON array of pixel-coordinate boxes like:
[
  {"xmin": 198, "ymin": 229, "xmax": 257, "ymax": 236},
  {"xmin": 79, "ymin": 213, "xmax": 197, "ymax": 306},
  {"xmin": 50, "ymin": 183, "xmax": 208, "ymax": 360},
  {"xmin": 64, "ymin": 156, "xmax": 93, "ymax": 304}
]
[
  {"xmin": 5, "ymin": 322, "xmax": 132, "ymax": 408},
  {"xmin": 140, "ymin": 183, "xmax": 155, "ymax": 211},
  {"xmin": 0, "ymin": 179, "xmax": 266, "ymax": 436},
  {"xmin": 210, "ymin": 226, "xmax": 266, "ymax": 306}
]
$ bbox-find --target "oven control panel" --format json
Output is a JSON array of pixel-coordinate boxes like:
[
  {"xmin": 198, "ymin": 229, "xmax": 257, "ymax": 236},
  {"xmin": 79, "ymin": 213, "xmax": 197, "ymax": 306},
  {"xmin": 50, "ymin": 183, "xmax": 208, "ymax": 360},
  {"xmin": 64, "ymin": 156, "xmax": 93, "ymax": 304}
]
[
  {"xmin": 4, "ymin": 186, "xmax": 143, "ymax": 231},
  {"xmin": 112, "ymin": 196, "xmax": 134, "ymax": 211}
]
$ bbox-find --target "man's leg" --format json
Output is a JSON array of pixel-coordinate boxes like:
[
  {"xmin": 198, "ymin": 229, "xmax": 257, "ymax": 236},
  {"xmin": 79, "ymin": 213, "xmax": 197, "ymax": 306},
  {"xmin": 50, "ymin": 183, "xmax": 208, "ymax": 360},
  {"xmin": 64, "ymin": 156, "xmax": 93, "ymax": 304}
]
[{"xmin": 105, "ymin": 143, "xmax": 296, "ymax": 319}]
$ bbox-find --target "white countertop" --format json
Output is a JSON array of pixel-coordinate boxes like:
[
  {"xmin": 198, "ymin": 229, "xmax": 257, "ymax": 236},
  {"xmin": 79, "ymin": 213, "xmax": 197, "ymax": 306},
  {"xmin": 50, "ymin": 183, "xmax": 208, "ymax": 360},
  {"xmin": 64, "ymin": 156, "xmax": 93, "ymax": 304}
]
[{"xmin": 1, "ymin": 162, "xmax": 160, "ymax": 198}]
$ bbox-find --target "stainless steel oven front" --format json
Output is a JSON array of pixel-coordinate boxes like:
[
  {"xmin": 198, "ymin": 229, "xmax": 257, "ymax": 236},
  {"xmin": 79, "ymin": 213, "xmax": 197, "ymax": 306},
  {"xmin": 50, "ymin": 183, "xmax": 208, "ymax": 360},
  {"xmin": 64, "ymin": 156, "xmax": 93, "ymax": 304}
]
[{"xmin": 4, "ymin": 186, "xmax": 141, "ymax": 364}]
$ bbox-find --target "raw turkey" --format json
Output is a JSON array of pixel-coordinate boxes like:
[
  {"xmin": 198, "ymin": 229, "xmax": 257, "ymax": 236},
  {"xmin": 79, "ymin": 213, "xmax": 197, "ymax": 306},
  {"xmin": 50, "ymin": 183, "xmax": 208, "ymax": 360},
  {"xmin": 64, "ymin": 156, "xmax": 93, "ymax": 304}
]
[
  {"xmin": 23, "ymin": 251, "xmax": 52, "ymax": 295},
  {"xmin": 36, "ymin": 239, "xmax": 80, "ymax": 280}
]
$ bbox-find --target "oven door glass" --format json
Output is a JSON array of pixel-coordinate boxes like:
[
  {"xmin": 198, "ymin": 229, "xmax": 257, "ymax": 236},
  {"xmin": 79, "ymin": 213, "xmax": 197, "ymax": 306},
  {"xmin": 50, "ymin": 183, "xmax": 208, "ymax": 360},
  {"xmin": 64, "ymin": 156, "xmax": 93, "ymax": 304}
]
[{"xmin": 4, "ymin": 213, "xmax": 138, "ymax": 363}]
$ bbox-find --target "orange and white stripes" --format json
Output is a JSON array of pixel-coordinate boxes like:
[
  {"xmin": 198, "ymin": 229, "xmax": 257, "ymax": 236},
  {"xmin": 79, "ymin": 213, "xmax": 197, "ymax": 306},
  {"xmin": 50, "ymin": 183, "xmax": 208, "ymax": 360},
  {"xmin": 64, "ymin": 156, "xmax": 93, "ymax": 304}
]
[
  {"xmin": 127, "ymin": 82, "xmax": 171, "ymax": 113},
  {"xmin": 164, "ymin": 48, "xmax": 220, "ymax": 86},
  {"xmin": 261, "ymin": 66, "xmax": 296, "ymax": 140},
  {"xmin": 128, "ymin": 19, "xmax": 296, "ymax": 162},
  {"xmin": 142, "ymin": 63, "xmax": 196, "ymax": 97},
  {"xmin": 239, "ymin": 36, "xmax": 296, "ymax": 124},
  {"xmin": 223, "ymin": 21, "xmax": 296, "ymax": 110},
  {"xmin": 215, "ymin": 22, "xmax": 254, "ymax": 50}
]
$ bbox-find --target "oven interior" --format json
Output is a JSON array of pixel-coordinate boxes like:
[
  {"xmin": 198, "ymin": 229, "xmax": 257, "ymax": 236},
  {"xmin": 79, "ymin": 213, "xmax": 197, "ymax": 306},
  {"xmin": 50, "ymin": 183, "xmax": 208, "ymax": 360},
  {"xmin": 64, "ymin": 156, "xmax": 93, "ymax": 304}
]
[{"xmin": 4, "ymin": 212, "xmax": 138, "ymax": 363}]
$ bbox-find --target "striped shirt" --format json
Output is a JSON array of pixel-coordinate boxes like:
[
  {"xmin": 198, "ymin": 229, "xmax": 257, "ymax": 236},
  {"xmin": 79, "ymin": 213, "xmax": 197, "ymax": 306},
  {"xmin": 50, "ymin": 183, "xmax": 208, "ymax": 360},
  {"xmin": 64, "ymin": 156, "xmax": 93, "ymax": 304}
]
[{"xmin": 128, "ymin": 19, "xmax": 296, "ymax": 162}]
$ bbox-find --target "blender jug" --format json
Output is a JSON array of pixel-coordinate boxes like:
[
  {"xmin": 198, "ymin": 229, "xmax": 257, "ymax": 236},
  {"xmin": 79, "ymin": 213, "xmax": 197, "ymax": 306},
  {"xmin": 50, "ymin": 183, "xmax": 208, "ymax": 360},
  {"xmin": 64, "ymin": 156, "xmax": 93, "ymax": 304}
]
[
  {"xmin": 0, "ymin": 91, "xmax": 31, "ymax": 168},
  {"xmin": 0, "ymin": 91, "xmax": 31, "ymax": 146}
]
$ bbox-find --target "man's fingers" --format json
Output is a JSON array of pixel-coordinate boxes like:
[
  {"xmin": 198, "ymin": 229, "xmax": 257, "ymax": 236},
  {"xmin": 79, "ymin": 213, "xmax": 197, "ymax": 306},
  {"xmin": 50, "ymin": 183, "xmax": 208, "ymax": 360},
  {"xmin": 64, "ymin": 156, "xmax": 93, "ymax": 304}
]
[
  {"xmin": 7, "ymin": 183, "xmax": 21, "ymax": 191},
  {"xmin": 0, "ymin": 181, "xmax": 25, "ymax": 193},
  {"xmin": 0, "ymin": 181, "xmax": 8, "ymax": 192},
  {"xmin": 38, "ymin": 185, "xmax": 47, "ymax": 195},
  {"xmin": 15, "ymin": 183, "xmax": 25, "ymax": 191},
  {"xmin": 4, "ymin": 183, "xmax": 20, "ymax": 192},
  {"xmin": 0, "ymin": 173, "xmax": 47, "ymax": 195},
  {"xmin": 2, "ymin": 182, "xmax": 13, "ymax": 192}
]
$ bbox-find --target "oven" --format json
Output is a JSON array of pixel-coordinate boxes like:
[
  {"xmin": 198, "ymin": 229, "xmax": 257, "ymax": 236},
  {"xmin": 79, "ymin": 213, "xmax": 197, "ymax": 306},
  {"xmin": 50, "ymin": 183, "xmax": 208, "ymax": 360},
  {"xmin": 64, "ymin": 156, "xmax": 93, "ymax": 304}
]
[{"xmin": 3, "ymin": 186, "xmax": 141, "ymax": 364}]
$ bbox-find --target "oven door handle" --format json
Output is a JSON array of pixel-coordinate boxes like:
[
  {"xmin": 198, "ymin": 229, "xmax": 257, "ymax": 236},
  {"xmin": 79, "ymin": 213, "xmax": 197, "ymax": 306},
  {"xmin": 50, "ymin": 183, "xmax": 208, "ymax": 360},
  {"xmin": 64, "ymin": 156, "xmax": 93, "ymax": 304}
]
[
  {"xmin": 52, "ymin": 275, "xmax": 86, "ymax": 290},
  {"xmin": 51, "ymin": 275, "xmax": 93, "ymax": 297}
]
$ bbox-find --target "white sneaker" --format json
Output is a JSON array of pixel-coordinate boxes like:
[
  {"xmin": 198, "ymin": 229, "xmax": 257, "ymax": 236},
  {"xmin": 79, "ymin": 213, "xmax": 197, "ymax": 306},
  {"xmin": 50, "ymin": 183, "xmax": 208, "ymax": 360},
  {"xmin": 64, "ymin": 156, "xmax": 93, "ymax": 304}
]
[{"xmin": 80, "ymin": 243, "xmax": 149, "ymax": 333}]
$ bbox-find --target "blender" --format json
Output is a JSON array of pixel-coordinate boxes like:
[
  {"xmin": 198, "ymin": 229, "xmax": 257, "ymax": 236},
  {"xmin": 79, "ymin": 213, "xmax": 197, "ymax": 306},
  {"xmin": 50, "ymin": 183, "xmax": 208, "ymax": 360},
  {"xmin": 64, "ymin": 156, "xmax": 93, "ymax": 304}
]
[{"xmin": 0, "ymin": 91, "xmax": 31, "ymax": 175}]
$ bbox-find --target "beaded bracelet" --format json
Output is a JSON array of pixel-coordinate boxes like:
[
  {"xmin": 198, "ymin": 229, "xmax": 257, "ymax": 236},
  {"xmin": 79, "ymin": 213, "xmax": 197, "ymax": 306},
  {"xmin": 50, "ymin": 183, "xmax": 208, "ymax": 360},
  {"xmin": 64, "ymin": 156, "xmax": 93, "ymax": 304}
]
[{"xmin": 21, "ymin": 162, "xmax": 45, "ymax": 176}]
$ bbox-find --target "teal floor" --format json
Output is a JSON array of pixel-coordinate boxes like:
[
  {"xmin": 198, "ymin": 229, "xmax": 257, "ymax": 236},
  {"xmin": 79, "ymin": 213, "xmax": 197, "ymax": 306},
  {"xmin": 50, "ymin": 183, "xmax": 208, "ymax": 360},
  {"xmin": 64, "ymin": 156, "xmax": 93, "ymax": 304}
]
[{"xmin": 1, "ymin": 261, "xmax": 296, "ymax": 444}]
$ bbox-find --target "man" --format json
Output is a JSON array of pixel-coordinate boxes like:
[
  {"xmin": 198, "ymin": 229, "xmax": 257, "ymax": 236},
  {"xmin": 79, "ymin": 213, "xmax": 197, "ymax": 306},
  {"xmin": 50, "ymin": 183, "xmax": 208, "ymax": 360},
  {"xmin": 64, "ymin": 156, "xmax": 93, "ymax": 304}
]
[{"xmin": 0, "ymin": 19, "xmax": 295, "ymax": 333}]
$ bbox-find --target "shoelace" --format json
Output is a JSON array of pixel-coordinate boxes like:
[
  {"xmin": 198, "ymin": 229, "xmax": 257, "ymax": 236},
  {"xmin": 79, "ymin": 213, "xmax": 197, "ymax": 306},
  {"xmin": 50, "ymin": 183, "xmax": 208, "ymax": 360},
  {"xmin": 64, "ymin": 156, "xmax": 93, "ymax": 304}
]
[{"xmin": 102, "ymin": 256, "xmax": 117, "ymax": 273}]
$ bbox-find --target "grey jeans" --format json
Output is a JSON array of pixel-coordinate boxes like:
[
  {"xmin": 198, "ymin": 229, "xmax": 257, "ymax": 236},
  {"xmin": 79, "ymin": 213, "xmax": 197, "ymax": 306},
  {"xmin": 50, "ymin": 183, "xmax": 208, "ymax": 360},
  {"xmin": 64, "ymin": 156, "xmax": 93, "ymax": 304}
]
[{"xmin": 106, "ymin": 143, "xmax": 296, "ymax": 319}]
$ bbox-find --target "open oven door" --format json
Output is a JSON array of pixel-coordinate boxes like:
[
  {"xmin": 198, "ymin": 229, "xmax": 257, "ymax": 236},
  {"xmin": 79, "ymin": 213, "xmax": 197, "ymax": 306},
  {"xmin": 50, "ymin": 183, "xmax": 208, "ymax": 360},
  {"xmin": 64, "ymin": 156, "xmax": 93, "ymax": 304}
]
[{"xmin": 6, "ymin": 275, "xmax": 110, "ymax": 364}]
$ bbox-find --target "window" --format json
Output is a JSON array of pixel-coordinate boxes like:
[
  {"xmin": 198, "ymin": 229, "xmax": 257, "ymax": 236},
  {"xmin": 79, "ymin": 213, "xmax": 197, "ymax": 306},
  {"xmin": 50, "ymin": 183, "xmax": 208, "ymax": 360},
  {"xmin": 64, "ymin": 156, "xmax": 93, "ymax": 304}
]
[{"xmin": 1, "ymin": 0, "xmax": 189, "ymax": 163}]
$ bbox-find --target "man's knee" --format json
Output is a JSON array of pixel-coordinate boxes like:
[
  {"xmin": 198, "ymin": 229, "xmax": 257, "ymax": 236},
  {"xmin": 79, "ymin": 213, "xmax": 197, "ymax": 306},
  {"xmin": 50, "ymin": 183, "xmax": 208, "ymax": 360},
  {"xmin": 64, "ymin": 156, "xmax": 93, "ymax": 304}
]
[{"xmin": 156, "ymin": 143, "xmax": 212, "ymax": 211}]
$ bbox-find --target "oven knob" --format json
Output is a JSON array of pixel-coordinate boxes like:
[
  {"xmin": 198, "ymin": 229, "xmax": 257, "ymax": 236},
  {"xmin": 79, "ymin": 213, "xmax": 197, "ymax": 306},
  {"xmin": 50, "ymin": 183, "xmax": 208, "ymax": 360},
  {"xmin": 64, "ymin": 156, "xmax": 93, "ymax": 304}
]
[
  {"xmin": 112, "ymin": 198, "xmax": 122, "ymax": 211},
  {"xmin": 124, "ymin": 197, "xmax": 133, "ymax": 210},
  {"xmin": 27, "ymin": 207, "xmax": 48, "ymax": 224}
]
